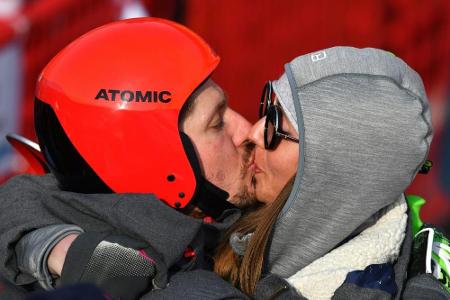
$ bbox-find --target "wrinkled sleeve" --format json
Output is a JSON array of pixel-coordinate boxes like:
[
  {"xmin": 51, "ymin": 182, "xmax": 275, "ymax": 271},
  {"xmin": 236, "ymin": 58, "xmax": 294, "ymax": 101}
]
[
  {"xmin": 0, "ymin": 174, "xmax": 73, "ymax": 284},
  {"xmin": 0, "ymin": 174, "xmax": 126, "ymax": 284},
  {"xmin": 0, "ymin": 174, "xmax": 204, "ymax": 286}
]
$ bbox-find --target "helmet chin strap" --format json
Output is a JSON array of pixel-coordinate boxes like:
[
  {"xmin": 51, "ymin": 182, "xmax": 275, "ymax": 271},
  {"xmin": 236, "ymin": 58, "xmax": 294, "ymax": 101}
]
[
  {"xmin": 194, "ymin": 175, "xmax": 236, "ymax": 219},
  {"xmin": 180, "ymin": 132, "xmax": 237, "ymax": 219}
]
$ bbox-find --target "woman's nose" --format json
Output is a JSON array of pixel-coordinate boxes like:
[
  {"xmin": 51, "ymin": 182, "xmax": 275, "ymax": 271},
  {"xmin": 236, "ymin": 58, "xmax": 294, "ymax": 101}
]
[{"xmin": 247, "ymin": 117, "xmax": 265, "ymax": 148}]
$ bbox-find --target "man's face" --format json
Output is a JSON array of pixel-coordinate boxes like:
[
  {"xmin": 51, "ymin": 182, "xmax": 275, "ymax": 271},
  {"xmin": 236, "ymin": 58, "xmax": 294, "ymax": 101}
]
[{"xmin": 181, "ymin": 79, "xmax": 256, "ymax": 207}]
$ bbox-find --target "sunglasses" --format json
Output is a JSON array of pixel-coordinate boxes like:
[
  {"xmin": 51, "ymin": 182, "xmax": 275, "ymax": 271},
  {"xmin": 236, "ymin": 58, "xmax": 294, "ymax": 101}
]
[{"xmin": 259, "ymin": 81, "xmax": 299, "ymax": 150}]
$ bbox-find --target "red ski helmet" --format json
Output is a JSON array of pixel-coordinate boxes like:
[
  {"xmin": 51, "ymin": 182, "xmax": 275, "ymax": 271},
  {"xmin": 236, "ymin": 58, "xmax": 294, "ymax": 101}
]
[{"xmin": 34, "ymin": 18, "xmax": 231, "ymax": 216}]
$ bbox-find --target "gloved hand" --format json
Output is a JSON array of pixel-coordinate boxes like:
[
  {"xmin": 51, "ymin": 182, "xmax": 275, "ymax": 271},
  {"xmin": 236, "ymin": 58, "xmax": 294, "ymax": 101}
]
[
  {"xmin": 15, "ymin": 224, "xmax": 84, "ymax": 290},
  {"xmin": 60, "ymin": 232, "xmax": 167, "ymax": 300}
]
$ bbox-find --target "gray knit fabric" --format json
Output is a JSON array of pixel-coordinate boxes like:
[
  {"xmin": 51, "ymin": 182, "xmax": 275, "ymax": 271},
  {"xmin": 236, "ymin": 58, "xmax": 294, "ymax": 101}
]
[{"xmin": 268, "ymin": 47, "xmax": 433, "ymax": 278}]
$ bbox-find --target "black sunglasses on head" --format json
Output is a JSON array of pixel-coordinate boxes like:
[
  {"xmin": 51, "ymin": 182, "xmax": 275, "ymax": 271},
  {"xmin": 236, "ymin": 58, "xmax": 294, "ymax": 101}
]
[{"xmin": 259, "ymin": 81, "xmax": 299, "ymax": 150}]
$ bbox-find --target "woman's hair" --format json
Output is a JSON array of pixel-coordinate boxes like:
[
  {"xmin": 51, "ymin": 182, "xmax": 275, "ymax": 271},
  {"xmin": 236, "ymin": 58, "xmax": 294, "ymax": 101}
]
[{"xmin": 214, "ymin": 176, "xmax": 296, "ymax": 296}]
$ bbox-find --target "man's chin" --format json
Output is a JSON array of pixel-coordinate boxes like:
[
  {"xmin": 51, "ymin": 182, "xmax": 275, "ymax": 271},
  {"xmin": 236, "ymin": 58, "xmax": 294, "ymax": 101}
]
[{"xmin": 228, "ymin": 188, "xmax": 258, "ymax": 209}]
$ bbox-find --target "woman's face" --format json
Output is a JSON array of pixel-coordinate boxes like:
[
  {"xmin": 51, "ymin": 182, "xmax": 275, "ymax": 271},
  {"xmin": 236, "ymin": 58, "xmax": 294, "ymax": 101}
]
[{"xmin": 248, "ymin": 100, "xmax": 299, "ymax": 203}]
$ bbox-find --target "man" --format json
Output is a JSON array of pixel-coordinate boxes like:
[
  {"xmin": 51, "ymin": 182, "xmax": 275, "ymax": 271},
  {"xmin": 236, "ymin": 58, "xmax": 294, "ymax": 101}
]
[{"xmin": 0, "ymin": 18, "xmax": 256, "ymax": 299}]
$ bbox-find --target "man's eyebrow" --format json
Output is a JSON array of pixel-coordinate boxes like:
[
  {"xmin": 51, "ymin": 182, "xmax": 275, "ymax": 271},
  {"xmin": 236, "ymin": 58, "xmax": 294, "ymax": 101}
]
[
  {"xmin": 214, "ymin": 94, "xmax": 229, "ymax": 116},
  {"xmin": 206, "ymin": 95, "xmax": 228, "ymax": 125},
  {"xmin": 179, "ymin": 93, "xmax": 198, "ymax": 125},
  {"xmin": 217, "ymin": 94, "xmax": 228, "ymax": 113}
]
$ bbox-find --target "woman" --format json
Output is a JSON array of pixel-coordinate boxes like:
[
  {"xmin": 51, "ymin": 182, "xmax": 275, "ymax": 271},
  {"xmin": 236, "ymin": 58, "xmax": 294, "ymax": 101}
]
[{"xmin": 215, "ymin": 47, "xmax": 448, "ymax": 299}]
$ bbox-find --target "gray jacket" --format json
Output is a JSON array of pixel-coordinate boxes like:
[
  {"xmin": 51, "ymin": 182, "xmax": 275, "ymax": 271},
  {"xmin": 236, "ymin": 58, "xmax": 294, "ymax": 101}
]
[{"xmin": 0, "ymin": 174, "xmax": 243, "ymax": 299}]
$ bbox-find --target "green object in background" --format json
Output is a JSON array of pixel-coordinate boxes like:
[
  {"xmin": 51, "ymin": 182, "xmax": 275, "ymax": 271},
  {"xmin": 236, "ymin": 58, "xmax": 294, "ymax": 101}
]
[
  {"xmin": 431, "ymin": 231, "xmax": 450, "ymax": 292},
  {"xmin": 419, "ymin": 160, "xmax": 433, "ymax": 174},
  {"xmin": 406, "ymin": 195, "xmax": 450, "ymax": 293},
  {"xmin": 406, "ymin": 195, "xmax": 426, "ymax": 236}
]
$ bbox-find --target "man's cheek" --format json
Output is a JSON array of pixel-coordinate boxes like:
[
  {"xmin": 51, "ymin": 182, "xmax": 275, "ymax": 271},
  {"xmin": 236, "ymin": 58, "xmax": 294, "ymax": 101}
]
[{"xmin": 213, "ymin": 170, "xmax": 226, "ymax": 182}]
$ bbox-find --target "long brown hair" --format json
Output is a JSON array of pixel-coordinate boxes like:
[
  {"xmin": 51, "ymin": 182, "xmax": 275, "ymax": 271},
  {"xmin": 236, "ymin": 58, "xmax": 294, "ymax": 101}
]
[{"xmin": 214, "ymin": 176, "xmax": 296, "ymax": 296}]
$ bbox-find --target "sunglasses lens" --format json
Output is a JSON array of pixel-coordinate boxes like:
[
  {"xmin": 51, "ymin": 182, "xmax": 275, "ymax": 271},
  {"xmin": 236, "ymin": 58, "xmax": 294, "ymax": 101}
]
[
  {"xmin": 259, "ymin": 82, "xmax": 272, "ymax": 118},
  {"xmin": 264, "ymin": 107, "xmax": 277, "ymax": 149},
  {"xmin": 266, "ymin": 120, "xmax": 275, "ymax": 146}
]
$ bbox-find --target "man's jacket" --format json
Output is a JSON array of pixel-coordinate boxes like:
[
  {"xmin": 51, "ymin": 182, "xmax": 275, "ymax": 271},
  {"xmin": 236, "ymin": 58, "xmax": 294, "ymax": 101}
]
[{"xmin": 0, "ymin": 174, "xmax": 242, "ymax": 299}]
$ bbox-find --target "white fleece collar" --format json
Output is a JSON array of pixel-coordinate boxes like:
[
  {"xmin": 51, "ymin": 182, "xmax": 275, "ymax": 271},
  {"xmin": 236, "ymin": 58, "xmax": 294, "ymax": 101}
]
[{"xmin": 286, "ymin": 197, "xmax": 407, "ymax": 300}]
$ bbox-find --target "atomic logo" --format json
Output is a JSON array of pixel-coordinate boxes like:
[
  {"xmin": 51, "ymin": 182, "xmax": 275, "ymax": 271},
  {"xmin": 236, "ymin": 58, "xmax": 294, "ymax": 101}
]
[{"xmin": 95, "ymin": 89, "xmax": 172, "ymax": 103}]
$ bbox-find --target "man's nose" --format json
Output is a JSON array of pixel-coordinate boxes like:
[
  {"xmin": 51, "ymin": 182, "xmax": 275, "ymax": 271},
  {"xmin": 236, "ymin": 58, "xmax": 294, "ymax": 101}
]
[
  {"xmin": 226, "ymin": 109, "xmax": 252, "ymax": 147},
  {"xmin": 247, "ymin": 117, "xmax": 265, "ymax": 148}
]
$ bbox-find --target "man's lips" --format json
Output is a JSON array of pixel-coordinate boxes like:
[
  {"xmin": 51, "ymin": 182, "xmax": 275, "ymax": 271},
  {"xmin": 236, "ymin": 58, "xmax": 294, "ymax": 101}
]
[
  {"xmin": 247, "ymin": 153, "xmax": 262, "ymax": 174},
  {"xmin": 247, "ymin": 151, "xmax": 255, "ymax": 169}
]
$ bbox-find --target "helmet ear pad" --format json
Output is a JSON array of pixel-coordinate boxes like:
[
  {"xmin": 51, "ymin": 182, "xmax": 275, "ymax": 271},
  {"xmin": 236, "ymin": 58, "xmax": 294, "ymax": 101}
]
[{"xmin": 34, "ymin": 98, "xmax": 111, "ymax": 193}]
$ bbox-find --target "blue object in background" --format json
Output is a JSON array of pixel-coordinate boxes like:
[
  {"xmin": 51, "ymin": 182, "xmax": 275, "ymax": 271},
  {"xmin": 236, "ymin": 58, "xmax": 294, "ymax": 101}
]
[
  {"xmin": 440, "ymin": 87, "xmax": 450, "ymax": 195},
  {"xmin": 0, "ymin": 39, "xmax": 23, "ymax": 178}
]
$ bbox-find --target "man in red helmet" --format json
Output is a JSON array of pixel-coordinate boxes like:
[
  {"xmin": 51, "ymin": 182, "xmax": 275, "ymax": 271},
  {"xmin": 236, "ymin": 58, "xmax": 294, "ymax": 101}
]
[{"xmin": 0, "ymin": 18, "xmax": 257, "ymax": 299}]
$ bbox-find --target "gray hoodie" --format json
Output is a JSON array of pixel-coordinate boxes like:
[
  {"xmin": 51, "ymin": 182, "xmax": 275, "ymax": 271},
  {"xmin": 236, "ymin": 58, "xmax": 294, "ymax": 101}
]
[{"xmin": 268, "ymin": 47, "xmax": 432, "ymax": 279}]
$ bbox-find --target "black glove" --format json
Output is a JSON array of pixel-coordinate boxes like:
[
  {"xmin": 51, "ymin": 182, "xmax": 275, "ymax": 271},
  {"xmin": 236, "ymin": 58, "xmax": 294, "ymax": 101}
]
[{"xmin": 60, "ymin": 232, "xmax": 167, "ymax": 300}]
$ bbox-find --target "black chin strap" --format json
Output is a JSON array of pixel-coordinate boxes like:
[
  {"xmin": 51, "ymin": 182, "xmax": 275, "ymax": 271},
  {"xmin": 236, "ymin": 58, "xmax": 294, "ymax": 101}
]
[
  {"xmin": 180, "ymin": 132, "xmax": 236, "ymax": 219},
  {"xmin": 194, "ymin": 176, "xmax": 236, "ymax": 219}
]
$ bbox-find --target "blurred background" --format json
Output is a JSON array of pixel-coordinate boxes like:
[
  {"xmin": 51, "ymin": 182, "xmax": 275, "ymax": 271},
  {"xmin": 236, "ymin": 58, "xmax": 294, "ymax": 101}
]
[{"xmin": 0, "ymin": 0, "xmax": 449, "ymax": 230}]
